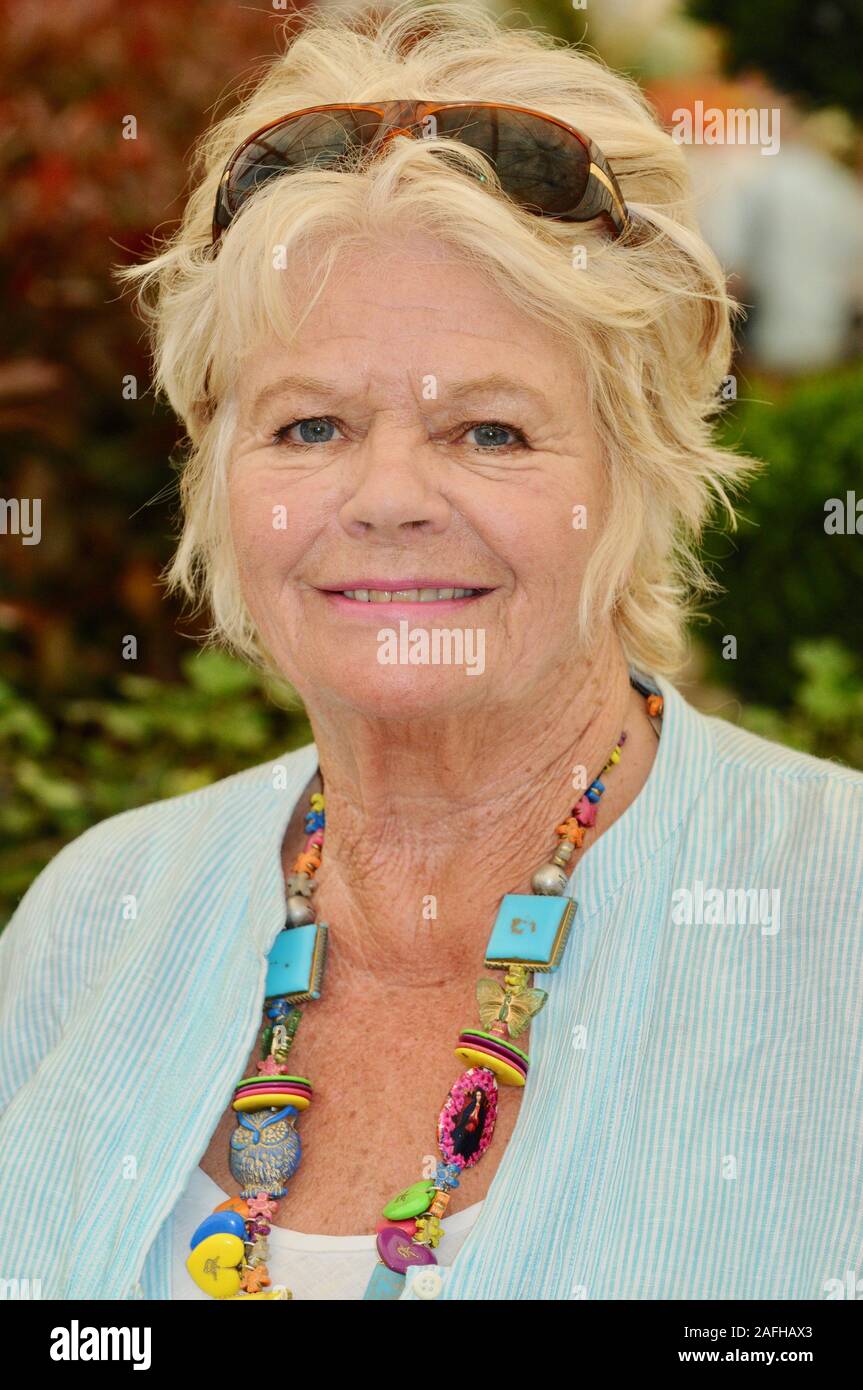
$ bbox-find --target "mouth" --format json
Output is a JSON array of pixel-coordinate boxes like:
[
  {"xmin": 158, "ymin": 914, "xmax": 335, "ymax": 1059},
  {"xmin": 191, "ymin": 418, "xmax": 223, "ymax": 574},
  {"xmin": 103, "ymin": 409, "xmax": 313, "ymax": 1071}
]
[
  {"xmin": 333, "ymin": 586, "xmax": 487, "ymax": 603},
  {"xmin": 315, "ymin": 582, "xmax": 494, "ymax": 609}
]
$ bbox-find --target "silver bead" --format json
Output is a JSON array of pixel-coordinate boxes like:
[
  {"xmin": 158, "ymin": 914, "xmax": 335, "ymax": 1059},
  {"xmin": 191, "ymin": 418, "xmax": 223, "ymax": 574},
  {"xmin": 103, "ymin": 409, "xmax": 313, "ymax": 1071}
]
[
  {"xmin": 553, "ymin": 840, "xmax": 575, "ymax": 864},
  {"xmin": 531, "ymin": 863, "xmax": 569, "ymax": 895},
  {"xmin": 285, "ymin": 894, "xmax": 316, "ymax": 926}
]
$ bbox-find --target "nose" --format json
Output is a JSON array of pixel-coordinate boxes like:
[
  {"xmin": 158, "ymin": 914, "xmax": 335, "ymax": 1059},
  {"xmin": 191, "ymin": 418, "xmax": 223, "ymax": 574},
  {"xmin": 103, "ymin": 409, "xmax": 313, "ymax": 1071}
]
[{"xmin": 338, "ymin": 425, "xmax": 451, "ymax": 542}]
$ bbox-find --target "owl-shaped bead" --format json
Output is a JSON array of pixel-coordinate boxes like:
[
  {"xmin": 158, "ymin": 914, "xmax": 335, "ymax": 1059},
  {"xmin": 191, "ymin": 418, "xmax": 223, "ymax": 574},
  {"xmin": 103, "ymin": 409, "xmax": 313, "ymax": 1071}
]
[{"xmin": 229, "ymin": 1106, "xmax": 302, "ymax": 1198}]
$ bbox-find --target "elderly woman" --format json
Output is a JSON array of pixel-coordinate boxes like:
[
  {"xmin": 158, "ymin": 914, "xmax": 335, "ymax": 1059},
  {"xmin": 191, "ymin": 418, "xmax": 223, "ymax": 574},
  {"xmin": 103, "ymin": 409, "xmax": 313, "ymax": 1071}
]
[{"xmin": 1, "ymin": 2, "xmax": 861, "ymax": 1304}]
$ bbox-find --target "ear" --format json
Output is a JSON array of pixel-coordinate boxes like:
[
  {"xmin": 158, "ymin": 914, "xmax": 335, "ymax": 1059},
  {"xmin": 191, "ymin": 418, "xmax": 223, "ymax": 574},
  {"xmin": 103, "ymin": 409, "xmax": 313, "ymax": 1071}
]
[
  {"xmin": 189, "ymin": 397, "xmax": 214, "ymax": 433},
  {"xmin": 188, "ymin": 361, "xmax": 217, "ymax": 437},
  {"xmin": 195, "ymin": 360, "xmax": 217, "ymax": 419}
]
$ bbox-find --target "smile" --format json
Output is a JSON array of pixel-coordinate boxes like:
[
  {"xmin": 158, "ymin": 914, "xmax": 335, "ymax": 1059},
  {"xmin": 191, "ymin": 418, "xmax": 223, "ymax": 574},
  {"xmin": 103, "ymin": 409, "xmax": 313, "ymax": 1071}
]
[{"xmin": 338, "ymin": 587, "xmax": 486, "ymax": 602}]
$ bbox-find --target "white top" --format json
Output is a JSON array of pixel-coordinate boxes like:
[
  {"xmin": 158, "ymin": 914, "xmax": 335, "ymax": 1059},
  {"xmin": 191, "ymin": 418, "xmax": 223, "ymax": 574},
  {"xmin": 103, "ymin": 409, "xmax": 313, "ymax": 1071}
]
[{"xmin": 171, "ymin": 1165, "xmax": 483, "ymax": 1300}]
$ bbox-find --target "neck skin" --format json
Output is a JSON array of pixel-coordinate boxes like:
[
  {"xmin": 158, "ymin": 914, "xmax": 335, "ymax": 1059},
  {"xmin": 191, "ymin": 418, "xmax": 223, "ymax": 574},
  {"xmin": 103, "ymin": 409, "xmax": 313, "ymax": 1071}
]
[{"xmin": 297, "ymin": 628, "xmax": 659, "ymax": 988}]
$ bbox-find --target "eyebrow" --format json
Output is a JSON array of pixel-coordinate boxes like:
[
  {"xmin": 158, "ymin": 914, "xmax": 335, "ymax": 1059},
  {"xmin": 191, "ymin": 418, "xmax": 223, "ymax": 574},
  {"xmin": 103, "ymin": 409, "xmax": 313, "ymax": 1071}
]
[{"xmin": 249, "ymin": 371, "xmax": 551, "ymax": 417}]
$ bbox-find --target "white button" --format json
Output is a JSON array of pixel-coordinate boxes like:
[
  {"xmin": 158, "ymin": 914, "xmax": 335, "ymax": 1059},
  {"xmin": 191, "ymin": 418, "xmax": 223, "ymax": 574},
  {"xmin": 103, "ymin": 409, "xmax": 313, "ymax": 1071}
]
[{"xmin": 411, "ymin": 1268, "xmax": 443, "ymax": 1300}]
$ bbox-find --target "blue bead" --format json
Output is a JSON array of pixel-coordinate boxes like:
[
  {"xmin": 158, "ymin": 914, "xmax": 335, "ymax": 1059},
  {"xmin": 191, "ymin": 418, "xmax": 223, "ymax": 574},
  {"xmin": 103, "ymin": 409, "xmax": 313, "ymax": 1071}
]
[
  {"xmin": 485, "ymin": 893, "xmax": 576, "ymax": 971},
  {"xmin": 435, "ymin": 1161, "xmax": 461, "ymax": 1189},
  {"xmin": 265, "ymin": 923, "xmax": 328, "ymax": 1001},
  {"xmin": 189, "ymin": 1210, "xmax": 246, "ymax": 1250},
  {"xmin": 363, "ymin": 1263, "xmax": 407, "ymax": 1300}
]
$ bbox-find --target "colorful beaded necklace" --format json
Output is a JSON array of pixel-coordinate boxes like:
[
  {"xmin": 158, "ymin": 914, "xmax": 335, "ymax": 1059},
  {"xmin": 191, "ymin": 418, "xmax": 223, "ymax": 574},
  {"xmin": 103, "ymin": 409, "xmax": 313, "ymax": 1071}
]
[{"xmin": 185, "ymin": 678, "xmax": 664, "ymax": 1300}]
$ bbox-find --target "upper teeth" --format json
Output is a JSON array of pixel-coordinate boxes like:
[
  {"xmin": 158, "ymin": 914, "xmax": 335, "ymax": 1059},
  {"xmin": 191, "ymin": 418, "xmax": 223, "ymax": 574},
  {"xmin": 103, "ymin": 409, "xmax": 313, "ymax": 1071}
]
[{"xmin": 340, "ymin": 587, "xmax": 481, "ymax": 602}]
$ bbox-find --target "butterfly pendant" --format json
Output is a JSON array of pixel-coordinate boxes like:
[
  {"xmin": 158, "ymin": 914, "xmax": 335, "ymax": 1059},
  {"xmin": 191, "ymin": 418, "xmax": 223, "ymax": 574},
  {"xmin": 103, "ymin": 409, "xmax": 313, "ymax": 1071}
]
[{"xmin": 476, "ymin": 975, "xmax": 548, "ymax": 1039}]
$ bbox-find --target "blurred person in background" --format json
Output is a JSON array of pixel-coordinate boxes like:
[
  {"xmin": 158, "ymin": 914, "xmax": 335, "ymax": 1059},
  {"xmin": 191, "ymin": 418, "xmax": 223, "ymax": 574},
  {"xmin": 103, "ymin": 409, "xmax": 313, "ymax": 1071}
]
[{"xmin": 691, "ymin": 102, "xmax": 863, "ymax": 372}]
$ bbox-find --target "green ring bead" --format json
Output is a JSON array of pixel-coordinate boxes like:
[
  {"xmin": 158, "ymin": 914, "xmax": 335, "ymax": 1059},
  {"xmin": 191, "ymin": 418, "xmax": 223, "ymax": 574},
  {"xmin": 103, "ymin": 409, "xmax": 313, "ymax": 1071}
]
[
  {"xmin": 234, "ymin": 1074, "xmax": 312, "ymax": 1089},
  {"xmin": 458, "ymin": 1029, "xmax": 530, "ymax": 1065}
]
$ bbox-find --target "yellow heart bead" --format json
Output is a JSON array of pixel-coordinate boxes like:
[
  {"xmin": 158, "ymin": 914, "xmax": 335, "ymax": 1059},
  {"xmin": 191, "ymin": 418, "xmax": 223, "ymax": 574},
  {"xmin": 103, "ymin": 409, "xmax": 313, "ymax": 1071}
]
[
  {"xmin": 185, "ymin": 1233, "xmax": 245, "ymax": 1299},
  {"xmin": 310, "ymin": 793, "xmax": 325, "ymax": 811}
]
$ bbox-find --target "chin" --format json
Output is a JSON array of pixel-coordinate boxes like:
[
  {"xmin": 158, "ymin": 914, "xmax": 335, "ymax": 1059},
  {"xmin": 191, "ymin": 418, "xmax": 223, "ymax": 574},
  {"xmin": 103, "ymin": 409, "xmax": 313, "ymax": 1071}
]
[{"xmin": 302, "ymin": 661, "xmax": 491, "ymax": 721}]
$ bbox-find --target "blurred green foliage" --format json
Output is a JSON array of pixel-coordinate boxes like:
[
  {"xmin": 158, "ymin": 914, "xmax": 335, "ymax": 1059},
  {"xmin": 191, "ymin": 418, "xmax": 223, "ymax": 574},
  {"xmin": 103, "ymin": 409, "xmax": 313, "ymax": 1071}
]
[
  {"xmin": 687, "ymin": 0, "xmax": 863, "ymax": 117},
  {"xmin": 1, "ymin": 0, "xmax": 307, "ymax": 693},
  {"xmin": 702, "ymin": 365, "xmax": 863, "ymax": 706},
  {"xmin": 0, "ymin": 649, "xmax": 311, "ymax": 927},
  {"xmin": 734, "ymin": 637, "xmax": 863, "ymax": 769},
  {"xmin": 0, "ymin": 2, "xmax": 314, "ymax": 933}
]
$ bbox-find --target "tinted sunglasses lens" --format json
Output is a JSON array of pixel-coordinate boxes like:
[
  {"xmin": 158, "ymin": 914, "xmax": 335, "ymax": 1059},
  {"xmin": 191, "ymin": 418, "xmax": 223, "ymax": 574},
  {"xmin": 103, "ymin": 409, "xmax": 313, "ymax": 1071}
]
[
  {"xmin": 431, "ymin": 106, "xmax": 591, "ymax": 218},
  {"xmin": 223, "ymin": 110, "xmax": 382, "ymax": 221}
]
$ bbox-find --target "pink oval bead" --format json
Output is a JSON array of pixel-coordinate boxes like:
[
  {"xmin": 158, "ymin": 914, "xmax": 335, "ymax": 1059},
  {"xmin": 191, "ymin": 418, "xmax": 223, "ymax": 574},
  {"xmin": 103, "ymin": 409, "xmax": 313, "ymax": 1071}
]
[{"xmin": 438, "ymin": 1067, "xmax": 498, "ymax": 1168}]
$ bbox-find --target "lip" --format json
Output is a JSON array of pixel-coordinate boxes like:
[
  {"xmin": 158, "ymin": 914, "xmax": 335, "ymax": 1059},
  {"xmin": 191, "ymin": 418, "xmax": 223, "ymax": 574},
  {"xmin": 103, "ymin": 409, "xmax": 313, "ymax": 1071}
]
[
  {"xmin": 312, "ymin": 580, "xmax": 494, "ymax": 615},
  {"xmin": 316, "ymin": 579, "xmax": 492, "ymax": 592}
]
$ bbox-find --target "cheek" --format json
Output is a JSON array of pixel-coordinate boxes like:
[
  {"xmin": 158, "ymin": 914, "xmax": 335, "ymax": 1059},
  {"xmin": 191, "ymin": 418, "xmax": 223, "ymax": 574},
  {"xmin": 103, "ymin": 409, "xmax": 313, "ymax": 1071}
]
[
  {"xmin": 227, "ymin": 468, "xmax": 306, "ymax": 587},
  {"xmin": 480, "ymin": 462, "xmax": 604, "ymax": 597}
]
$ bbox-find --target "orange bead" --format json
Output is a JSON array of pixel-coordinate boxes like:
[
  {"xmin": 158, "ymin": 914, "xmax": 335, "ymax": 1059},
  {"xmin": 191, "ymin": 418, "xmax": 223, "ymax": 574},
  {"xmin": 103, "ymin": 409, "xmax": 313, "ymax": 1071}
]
[
  {"xmin": 429, "ymin": 1191, "xmax": 451, "ymax": 1219},
  {"xmin": 555, "ymin": 818, "xmax": 585, "ymax": 846},
  {"xmin": 291, "ymin": 849, "xmax": 321, "ymax": 875},
  {"xmin": 241, "ymin": 1263, "xmax": 271, "ymax": 1294},
  {"xmin": 214, "ymin": 1196, "xmax": 250, "ymax": 1219},
  {"xmin": 647, "ymin": 694, "xmax": 664, "ymax": 717}
]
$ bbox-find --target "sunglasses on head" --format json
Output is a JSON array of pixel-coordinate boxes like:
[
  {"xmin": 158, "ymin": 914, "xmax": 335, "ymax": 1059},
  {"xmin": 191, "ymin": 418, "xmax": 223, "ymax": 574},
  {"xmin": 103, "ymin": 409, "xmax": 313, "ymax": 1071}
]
[{"xmin": 211, "ymin": 99, "xmax": 630, "ymax": 248}]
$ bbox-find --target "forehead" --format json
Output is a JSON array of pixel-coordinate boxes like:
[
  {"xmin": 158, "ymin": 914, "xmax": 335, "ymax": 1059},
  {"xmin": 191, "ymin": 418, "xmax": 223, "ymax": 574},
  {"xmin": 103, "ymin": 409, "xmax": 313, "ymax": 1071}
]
[{"xmin": 235, "ymin": 235, "xmax": 579, "ymax": 413}]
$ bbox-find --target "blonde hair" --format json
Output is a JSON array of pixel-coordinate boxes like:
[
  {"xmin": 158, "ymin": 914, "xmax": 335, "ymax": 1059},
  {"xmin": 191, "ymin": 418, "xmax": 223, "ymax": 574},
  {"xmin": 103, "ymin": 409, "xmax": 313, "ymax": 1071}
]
[{"xmin": 114, "ymin": 0, "xmax": 754, "ymax": 679}]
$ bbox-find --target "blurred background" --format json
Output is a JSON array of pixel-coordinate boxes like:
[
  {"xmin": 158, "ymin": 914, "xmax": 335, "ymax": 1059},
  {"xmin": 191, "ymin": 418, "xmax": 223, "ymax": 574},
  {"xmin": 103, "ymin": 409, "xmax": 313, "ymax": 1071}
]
[{"xmin": 2, "ymin": 0, "xmax": 863, "ymax": 925}]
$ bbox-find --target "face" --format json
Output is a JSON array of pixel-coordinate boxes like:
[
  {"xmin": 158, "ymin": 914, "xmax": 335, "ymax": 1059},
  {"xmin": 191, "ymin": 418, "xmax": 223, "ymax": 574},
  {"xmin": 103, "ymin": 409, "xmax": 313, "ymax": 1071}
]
[{"xmin": 228, "ymin": 235, "xmax": 609, "ymax": 720}]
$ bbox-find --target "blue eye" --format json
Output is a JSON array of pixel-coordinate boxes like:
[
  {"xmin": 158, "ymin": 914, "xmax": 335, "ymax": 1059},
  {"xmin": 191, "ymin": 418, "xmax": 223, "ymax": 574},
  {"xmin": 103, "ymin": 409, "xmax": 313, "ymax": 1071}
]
[
  {"xmin": 272, "ymin": 417, "xmax": 339, "ymax": 446},
  {"xmin": 467, "ymin": 422, "xmax": 524, "ymax": 449},
  {"xmin": 270, "ymin": 417, "xmax": 527, "ymax": 450}
]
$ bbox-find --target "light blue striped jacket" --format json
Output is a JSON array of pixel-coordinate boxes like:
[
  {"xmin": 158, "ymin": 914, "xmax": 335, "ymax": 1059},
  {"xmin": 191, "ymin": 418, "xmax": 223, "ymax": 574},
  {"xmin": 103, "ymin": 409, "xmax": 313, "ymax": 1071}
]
[{"xmin": 1, "ymin": 674, "xmax": 861, "ymax": 1301}]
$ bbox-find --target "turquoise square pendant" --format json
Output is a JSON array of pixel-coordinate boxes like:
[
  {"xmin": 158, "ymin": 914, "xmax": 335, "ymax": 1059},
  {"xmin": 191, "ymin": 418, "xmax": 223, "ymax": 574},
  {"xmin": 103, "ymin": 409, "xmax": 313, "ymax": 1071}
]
[
  {"xmin": 265, "ymin": 922, "xmax": 328, "ymax": 1003},
  {"xmin": 484, "ymin": 894, "xmax": 576, "ymax": 972}
]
